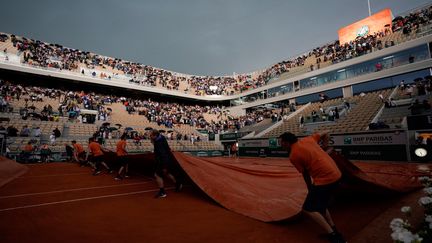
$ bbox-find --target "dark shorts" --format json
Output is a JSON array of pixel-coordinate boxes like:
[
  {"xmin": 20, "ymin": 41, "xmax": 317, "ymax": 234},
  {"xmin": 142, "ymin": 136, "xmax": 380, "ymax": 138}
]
[
  {"xmin": 303, "ymin": 180, "xmax": 340, "ymax": 214},
  {"xmin": 154, "ymin": 160, "xmax": 175, "ymax": 177},
  {"xmin": 118, "ymin": 156, "xmax": 129, "ymax": 167},
  {"xmin": 91, "ymin": 155, "xmax": 104, "ymax": 163},
  {"xmin": 77, "ymin": 151, "xmax": 86, "ymax": 160}
]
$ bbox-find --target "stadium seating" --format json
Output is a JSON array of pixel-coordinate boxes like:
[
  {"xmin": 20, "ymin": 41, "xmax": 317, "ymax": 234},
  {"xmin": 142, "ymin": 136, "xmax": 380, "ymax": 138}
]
[{"xmin": 0, "ymin": 4, "xmax": 431, "ymax": 98}]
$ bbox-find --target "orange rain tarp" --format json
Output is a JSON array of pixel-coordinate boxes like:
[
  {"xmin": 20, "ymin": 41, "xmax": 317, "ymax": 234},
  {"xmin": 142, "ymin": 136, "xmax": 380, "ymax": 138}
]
[
  {"xmin": 330, "ymin": 151, "xmax": 424, "ymax": 193},
  {"xmin": 0, "ymin": 156, "xmax": 28, "ymax": 187},
  {"xmin": 172, "ymin": 152, "xmax": 425, "ymax": 222},
  {"xmin": 0, "ymin": 152, "xmax": 426, "ymax": 223},
  {"xmin": 173, "ymin": 152, "xmax": 307, "ymax": 222}
]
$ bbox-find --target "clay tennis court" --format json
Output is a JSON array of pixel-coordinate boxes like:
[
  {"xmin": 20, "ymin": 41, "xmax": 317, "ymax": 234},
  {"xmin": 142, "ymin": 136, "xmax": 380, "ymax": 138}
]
[{"xmin": 0, "ymin": 154, "xmax": 428, "ymax": 243}]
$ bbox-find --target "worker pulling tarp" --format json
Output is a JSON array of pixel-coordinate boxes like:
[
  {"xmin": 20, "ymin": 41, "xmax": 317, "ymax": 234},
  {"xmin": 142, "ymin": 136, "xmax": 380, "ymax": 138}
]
[
  {"xmin": 0, "ymin": 151, "xmax": 426, "ymax": 222},
  {"xmin": 173, "ymin": 152, "xmax": 307, "ymax": 222},
  {"xmin": 172, "ymin": 151, "xmax": 426, "ymax": 222}
]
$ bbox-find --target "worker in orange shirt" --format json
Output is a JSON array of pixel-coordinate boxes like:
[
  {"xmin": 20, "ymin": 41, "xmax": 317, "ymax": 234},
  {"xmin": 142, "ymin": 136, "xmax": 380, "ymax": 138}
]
[
  {"xmin": 72, "ymin": 140, "xmax": 86, "ymax": 165},
  {"xmin": 115, "ymin": 134, "xmax": 129, "ymax": 180},
  {"xmin": 279, "ymin": 131, "xmax": 346, "ymax": 243},
  {"xmin": 86, "ymin": 137, "xmax": 112, "ymax": 176},
  {"xmin": 22, "ymin": 141, "xmax": 34, "ymax": 163}
]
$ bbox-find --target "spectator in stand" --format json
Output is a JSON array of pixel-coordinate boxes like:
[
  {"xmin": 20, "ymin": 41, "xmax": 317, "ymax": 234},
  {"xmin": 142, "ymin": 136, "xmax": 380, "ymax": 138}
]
[
  {"xmin": 20, "ymin": 125, "xmax": 30, "ymax": 137},
  {"xmin": 7, "ymin": 125, "xmax": 18, "ymax": 137},
  {"xmin": 399, "ymin": 80, "xmax": 405, "ymax": 90},
  {"xmin": 385, "ymin": 98, "xmax": 397, "ymax": 108},
  {"xmin": 133, "ymin": 133, "xmax": 141, "ymax": 145},
  {"xmin": 319, "ymin": 93, "xmax": 329, "ymax": 103},
  {"xmin": 53, "ymin": 127, "xmax": 61, "ymax": 138},
  {"xmin": 311, "ymin": 110, "xmax": 318, "ymax": 122},
  {"xmin": 405, "ymin": 85, "xmax": 414, "ymax": 97},
  {"xmin": 375, "ymin": 62, "xmax": 382, "ymax": 71},
  {"xmin": 328, "ymin": 110, "xmax": 334, "ymax": 121},
  {"xmin": 49, "ymin": 132, "xmax": 56, "ymax": 145},
  {"xmin": 299, "ymin": 115, "xmax": 305, "ymax": 128},
  {"xmin": 33, "ymin": 127, "xmax": 41, "ymax": 137},
  {"xmin": 378, "ymin": 93, "xmax": 385, "ymax": 103},
  {"xmin": 409, "ymin": 55, "xmax": 415, "ymax": 63}
]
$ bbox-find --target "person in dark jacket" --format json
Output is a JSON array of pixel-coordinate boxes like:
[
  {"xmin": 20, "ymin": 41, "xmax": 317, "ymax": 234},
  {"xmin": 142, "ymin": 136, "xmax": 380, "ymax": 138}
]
[
  {"xmin": 53, "ymin": 127, "xmax": 61, "ymax": 138},
  {"xmin": 40, "ymin": 144, "xmax": 52, "ymax": 163},
  {"xmin": 65, "ymin": 143, "xmax": 74, "ymax": 162},
  {"xmin": 150, "ymin": 129, "xmax": 182, "ymax": 198}
]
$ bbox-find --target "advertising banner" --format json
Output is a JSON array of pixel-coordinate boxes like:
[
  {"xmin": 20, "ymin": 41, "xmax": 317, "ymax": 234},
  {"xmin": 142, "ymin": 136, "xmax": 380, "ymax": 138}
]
[
  {"xmin": 407, "ymin": 114, "xmax": 432, "ymax": 130},
  {"xmin": 238, "ymin": 139, "xmax": 269, "ymax": 148},
  {"xmin": 338, "ymin": 8, "xmax": 393, "ymax": 44},
  {"xmin": 219, "ymin": 132, "xmax": 250, "ymax": 141},
  {"xmin": 330, "ymin": 130, "xmax": 406, "ymax": 146},
  {"xmin": 238, "ymin": 147, "xmax": 289, "ymax": 157},
  {"xmin": 184, "ymin": 150, "xmax": 224, "ymax": 157},
  {"xmin": 238, "ymin": 138, "xmax": 288, "ymax": 157},
  {"xmin": 333, "ymin": 145, "xmax": 407, "ymax": 161},
  {"xmin": 330, "ymin": 130, "xmax": 408, "ymax": 161},
  {"xmin": 238, "ymin": 131, "xmax": 408, "ymax": 160}
]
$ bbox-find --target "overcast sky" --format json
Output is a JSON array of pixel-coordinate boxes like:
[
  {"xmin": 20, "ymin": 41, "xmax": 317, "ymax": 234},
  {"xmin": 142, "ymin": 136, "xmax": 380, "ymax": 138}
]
[{"xmin": 0, "ymin": 0, "xmax": 430, "ymax": 76}]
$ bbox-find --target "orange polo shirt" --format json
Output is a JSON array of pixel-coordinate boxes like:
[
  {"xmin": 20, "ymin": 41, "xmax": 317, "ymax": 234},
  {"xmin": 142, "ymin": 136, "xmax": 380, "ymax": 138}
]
[
  {"xmin": 88, "ymin": 142, "xmax": 104, "ymax": 157},
  {"xmin": 23, "ymin": 144, "xmax": 33, "ymax": 152},
  {"xmin": 289, "ymin": 133, "xmax": 341, "ymax": 186},
  {"xmin": 73, "ymin": 143, "xmax": 84, "ymax": 154},
  {"xmin": 116, "ymin": 140, "xmax": 127, "ymax": 156}
]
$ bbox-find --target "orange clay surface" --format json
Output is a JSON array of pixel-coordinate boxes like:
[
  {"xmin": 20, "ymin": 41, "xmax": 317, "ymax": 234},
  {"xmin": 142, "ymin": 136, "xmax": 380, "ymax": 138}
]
[{"xmin": 0, "ymin": 158, "xmax": 427, "ymax": 243}]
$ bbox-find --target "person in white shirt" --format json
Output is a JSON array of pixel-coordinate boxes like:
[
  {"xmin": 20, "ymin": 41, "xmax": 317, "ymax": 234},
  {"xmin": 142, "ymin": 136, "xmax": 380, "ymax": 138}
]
[
  {"xmin": 299, "ymin": 115, "xmax": 305, "ymax": 128},
  {"xmin": 405, "ymin": 85, "xmax": 414, "ymax": 98},
  {"xmin": 378, "ymin": 93, "xmax": 384, "ymax": 102},
  {"xmin": 399, "ymin": 80, "xmax": 405, "ymax": 90},
  {"xmin": 33, "ymin": 127, "xmax": 41, "ymax": 137},
  {"xmin": 50, "ymin": 132, "xmax": 56, "ymax": 145},
  {"xmin": 190, "ymin": 134, "xmax": 195, "ymax": 145},
  {"xmin": 328, "ymin": 110, "xmax": 334, "ymax": 121}
]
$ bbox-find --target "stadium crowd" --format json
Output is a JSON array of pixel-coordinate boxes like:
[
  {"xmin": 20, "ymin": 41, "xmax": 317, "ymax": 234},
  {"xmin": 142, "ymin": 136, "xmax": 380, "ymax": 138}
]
[
  {"xmin": 1, "ymin": 6, "xmax": 430, "ymax": 98},
  {"xmin": 0, "ymin": 79, "xmax": 282, "ymax": 136}
]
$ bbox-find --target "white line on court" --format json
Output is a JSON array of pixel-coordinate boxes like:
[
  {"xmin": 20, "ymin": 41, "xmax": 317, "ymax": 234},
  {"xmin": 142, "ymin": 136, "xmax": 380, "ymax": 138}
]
[
  {"xmin": 0, "ymin": 187, "xmax": 175, "ymax": 212},
  {"xmin": 0, "ymin": 180, "xmax": 154, "ymax": 199},
  {"xmin": 17, "ymin": 172, "xmax": 90, "ymax": 178}
]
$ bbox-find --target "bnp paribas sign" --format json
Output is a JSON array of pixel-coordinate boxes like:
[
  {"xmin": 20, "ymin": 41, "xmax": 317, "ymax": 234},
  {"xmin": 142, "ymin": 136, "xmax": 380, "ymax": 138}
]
[
  {"xmin": 330, "ymin": 131, "xmax": 406, "ymax": 146},
  {"xmin": 329, "ymin": 130, "xmax": 408, "ymax": 161}
]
